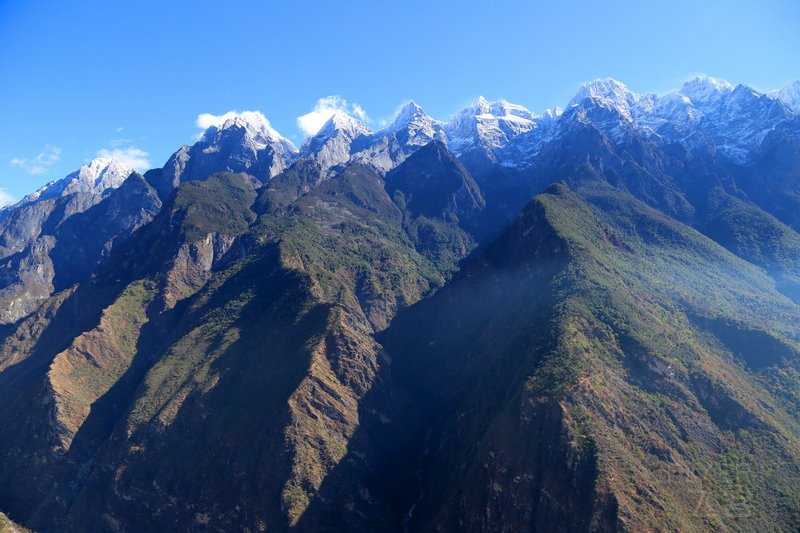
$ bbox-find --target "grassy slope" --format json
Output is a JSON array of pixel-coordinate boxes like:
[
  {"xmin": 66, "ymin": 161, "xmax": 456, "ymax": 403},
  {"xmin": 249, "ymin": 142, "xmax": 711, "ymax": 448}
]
[
  {"xmin": 0, "ymin": 173, "xmax": 261, "ymax": 530},
  {"xmin": 384, "ymin": 180, "xmax": 800, "ymax": 532},
  {"xmin": 698, "ymin": 187, "xmax": 800, "ymax": 302},
  {"xmin": 61, "ymin": 166, "xmax": 446, "ymax": 531},
  {"xmin": 384, "ymin": 142, "xmax": 486, "ymax": 276},
  {"xmin": 2, "ymin": 151, "xmax": 800, "ymax": 532}
]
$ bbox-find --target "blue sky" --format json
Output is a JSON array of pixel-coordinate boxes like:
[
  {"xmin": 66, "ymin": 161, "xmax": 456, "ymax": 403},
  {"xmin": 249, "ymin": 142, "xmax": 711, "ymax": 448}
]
[{"xmin": 0, "ymin": 0, "xmax": 798, "ymax": 204}]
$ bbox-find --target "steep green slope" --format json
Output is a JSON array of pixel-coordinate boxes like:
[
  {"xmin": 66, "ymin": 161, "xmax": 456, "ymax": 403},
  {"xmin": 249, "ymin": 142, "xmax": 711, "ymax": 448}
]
[
  {"xmin": 384, "ymin": 141, "xmax": 487, "ymax": 276},
  {"xmin": 0, "ymin": 173, "xmax": 261, "ymax": 529},
  {"xmin": 698, "ymin": 188, "xmax": 800, "ymax": 301},
  {"xmin": 0, "ymin": 166, "xmax": 451, "ymax": 532},
  {"xmin": 497, "ymin": 116, "xmax": 800, "ymax": 309},
  {"xmin": 3, "ymin": 130, "xmax": 800, "ymax": 533},
  {"xmin": 61, "ymin": 166, "xmax": 446, "ymax": 531},
  {"xmin": 383, "ymin": 181, "xmax": 800, "ymax": 532}
]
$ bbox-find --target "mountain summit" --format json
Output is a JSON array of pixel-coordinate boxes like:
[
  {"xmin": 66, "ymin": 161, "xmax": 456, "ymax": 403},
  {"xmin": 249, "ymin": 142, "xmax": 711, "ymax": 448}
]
[
  {"xmin": 385, "ymin": 101, "xmax": 446, "ymax": 145},
  {"xmin": 199, "ymin": 110, "xmax": 298, "ymax": 158},
  {"xmin": 9, "ymin": 157, "xmax": 133, "ymax": 209},
  {"xmin": 772, "ymin": 80, "xmax": 800, "ymax": 111},
  {"xmin": 300, "ymin": 112, "xmax": 372, "ymax": 173}
]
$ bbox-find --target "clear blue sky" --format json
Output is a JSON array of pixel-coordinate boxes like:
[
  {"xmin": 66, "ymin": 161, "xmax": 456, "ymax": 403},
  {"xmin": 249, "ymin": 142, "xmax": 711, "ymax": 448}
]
[{"xmin": 1, "ymin": 0, "xmax": 798, "ymax": 203}]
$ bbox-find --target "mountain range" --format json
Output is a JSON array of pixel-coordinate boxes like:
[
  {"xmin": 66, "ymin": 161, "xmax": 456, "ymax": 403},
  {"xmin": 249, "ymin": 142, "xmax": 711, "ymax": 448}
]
[{"xmin": 1, "ymin": 75, "xmax": 800, "ymax": 531}]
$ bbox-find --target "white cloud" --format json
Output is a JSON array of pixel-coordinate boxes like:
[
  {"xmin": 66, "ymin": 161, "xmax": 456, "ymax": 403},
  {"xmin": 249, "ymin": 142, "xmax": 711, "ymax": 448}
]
[
  {"xmin": 351, "ymin": 103, "xmax": 369, "ymax": 122},
  {"xmin": 197, "ymin": 111, "xmax": 237, "ymax": 129},
  {"xmin": 10, "ymin": 146, "xmax": 62, "ymax": 175},
  {"xmin": 96, "ymin": 146, "xmax": 151, "ymax": 172},
  {"xmin": 193, "ymin": 110, "xmax": 274, "ymax": 141},
  {"xmin": 196, "ymin": 110, "xmax": 271, "ymax": 130},
  {"xmin": 296, "ymin": 96, "xmax": 370, "ymax": 136},
  {"xmin": 0, "ymin": 188, "xmax": 15, "ymax": 207}
]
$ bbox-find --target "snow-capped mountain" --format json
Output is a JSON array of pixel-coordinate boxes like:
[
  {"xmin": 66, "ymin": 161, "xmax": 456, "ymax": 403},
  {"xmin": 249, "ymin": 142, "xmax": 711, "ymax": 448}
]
[
  {"xmin": 199, "ymin": 111, "xmax": 298, "ymax": 162},
  {"xmin": 568, "ymin": 78, "xmax": 647, "ymax": 122},
  {"xmin": 8, "ymin": 157, "xmax": 133, "ymax": 210},
  {"xmin": 4, "ymin": 76, "xmax": 799, "ymax": 220},
  {"xmin": 149, "ymin": 111, "xmax": 298, "ymax": 197},
  {"xmin": 680, "ymin": 75, "xmax": 733, "ymax": 108},
  {"xmin": 384, "ymin": 101, "xmax": 447, "ymax": 147},
  {"xmin": 0, "ymin": 157, "xmax": 159, "ymax": 324},
  {"xmin": 300, "ymin": 112, "xmax": 372, "ymax": 173},
  {"xmin": 7, "ymin": 74, "xmax": 800, "ymax": 533},
  {"xmin": 3, "ymin": 74, "xmax": 798, "ymax": 328},
  {"xmin": 292, "ymin": 76, "xmax": 799, "ymax": 178},
  {"xmin": 771, "ymin": 80, "xmax": 800, "ymax": 112},
  {"xmin": 693, "ymin": 83, "xmax": 790, "ymax": 161},
  {"xmin": 1, "ymin": 157, "xmax": 136, "ymax": 263},
  {"xmin": 560, "ymin": 78, "xmax": 650, "ymax": 142},
  {"xmin": 348, "ymin": 101, "xmax": 448, "ymax": 173},
  {"xmin": 445, "ymin": 96, "xmax": 540, "ymax": 155},
  {"xmin": 560, "ymin": 75, "xmax": 794, "ymax": 163},
  {"xmin": 296, "ymin": 97, "xmax": 545, "ymax": 178},
  {"xmin": 442, "ymin": 96, "xmax": 551, "ymax": 175}
]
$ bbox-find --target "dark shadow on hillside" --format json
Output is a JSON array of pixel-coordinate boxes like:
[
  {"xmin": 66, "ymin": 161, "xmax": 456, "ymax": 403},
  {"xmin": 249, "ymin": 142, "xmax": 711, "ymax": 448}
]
[
  {"xmin": 0, "ymin": 276, "xmax": 126, "ymax": 526},
  {"xmin": 61, "ymin": 245, "xmax": 332, "ymax": 532}
]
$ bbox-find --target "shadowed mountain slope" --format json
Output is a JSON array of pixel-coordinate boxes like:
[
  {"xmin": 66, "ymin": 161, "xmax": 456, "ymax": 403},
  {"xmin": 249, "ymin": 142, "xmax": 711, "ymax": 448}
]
[{"xmin": 383, "ymin": 181, "xmax": 800, "ymax": 532}]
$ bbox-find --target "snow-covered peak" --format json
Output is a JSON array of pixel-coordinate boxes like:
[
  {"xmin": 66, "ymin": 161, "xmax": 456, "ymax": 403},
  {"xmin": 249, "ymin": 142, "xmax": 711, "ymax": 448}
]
[
  {"xmin": 384, "ymin": 101, "xmax": 445, "ymax": 143},
  {"xmin": 488, "ymin": 99, "xmax": 539, "ymax": 122},
  {"xmin": 16, "ymin": 158, "xmax": 133, "ymax": 206},
  {"xmin": 771, "ymin": 80, "xmax": 800, "ymax": 112},
  {"xmin": 474, "ymin": 96, "xmax": 492, "ymax": 114},
  {"xmin": 445, "ymin": 97, "xmax": 539, "ymax": 157},
  {"xmin": 202, "ymin": 110, "xmax": 274, "ymax": 141},
  {"xmin": 561, "ymin": 75, "xmax": 787, "ymax": 163},
  {"xmin": 388, "ymin": 101, "xmax": 429, "ymax": 131},
  {"xmin": 78, "ymin": 157, "xmax": 132, "ymax": 185},
  {"xmin": 573, "ymin": 78, "xmax": 632, "ymax": 101},
  {"xmin": 569, "ymin": 78, "xmax": 642, "ymax": 121},
  {"xmin": 679, "ymin": 75, "xmax": 734, "ymax": 107},
  {"xmin": 199, "ymin": 110, "xmax": 298, "ymax": 156},
  {"xmin": 463, "ymin": 96, "xmax": 539, "ymax": 121},
  {"xmin": 315, "ymin": 111, "xmax": 372, "ymax": 141},
  {"xmin": 342, "ymin": 102, "xmax": 447, "ymax": 174},
  {"xmin": 299, "ymin": 112, "xmax": 372, "ymax": 173},
  {"xmin": 647, "ymin": 90, "xmax": 698, "ymax": 129}
]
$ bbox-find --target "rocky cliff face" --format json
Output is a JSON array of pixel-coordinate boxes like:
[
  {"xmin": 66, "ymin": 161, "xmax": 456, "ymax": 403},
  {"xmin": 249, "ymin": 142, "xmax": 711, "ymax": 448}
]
[
  {"xmin": 0, "ymin": 168, "xmax": 458, "ymax": 531},
  {"xmin": 146, "ymin": 112, "xmax": 298, "ymax": 199},
  {"xmin": 2, "ymin": 78, "xmax": 800, "ymax": 532},
  {"xmin": 0, "ymin": 165, "xmax": 160, "ymax": 325},
  {"xmin": 0, "ymin": 511, "xmax": 30, "ymax": 533}
]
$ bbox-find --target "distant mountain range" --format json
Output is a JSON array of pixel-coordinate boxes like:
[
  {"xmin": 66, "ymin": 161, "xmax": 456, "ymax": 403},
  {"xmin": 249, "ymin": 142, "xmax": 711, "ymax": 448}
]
[{"xmin": 2, "ymin": 76, "xmax": 800, "ymax": 532}]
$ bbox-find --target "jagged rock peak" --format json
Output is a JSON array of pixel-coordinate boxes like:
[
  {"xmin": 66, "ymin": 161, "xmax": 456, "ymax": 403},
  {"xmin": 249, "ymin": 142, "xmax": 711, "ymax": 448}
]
[
  {"xmin": 387, "ymin": 100, "xmax": 434, "ymax": 131},
  {"xmin": 298, "ymin": 112, "xmax": 372, "ymax": 173},
  {"xmin": 572, "ymin": 77, "xmax": 634, "ymax": 100},
  {"xmin": 466, "ymin": 96, "xmax": 539, "ymax": 121},
  {"xmin": 199, "ymin": 110, "xmax": 298, "ymax": 155},
  {"xmin": 679, "ymin": 75, "xmax": 734, "ymax": 106},
  {"xmin": 15, "ymin": 157, "xmax": 134, "ymax": 206},
  {"xmin": 381, "ymin": 100, "xmax": 447, "ymax": 146},
  {"xmin": 568, "ymin": 78, "xmax": 643, "ymax": 120},
  {"xmin": 316, "ymin": 111, "xmax": 372, "ymax": 139},
  {"xmin": 445, "ymin": 96, "xmax": 540, "ymax": 156}
]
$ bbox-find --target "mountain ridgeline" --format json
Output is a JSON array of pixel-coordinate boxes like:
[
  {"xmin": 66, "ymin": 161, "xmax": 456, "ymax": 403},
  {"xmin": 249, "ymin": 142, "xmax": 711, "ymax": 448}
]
[{"xmin": 2, "ymin": 76, "xmax": 800, "ymax": 531}]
